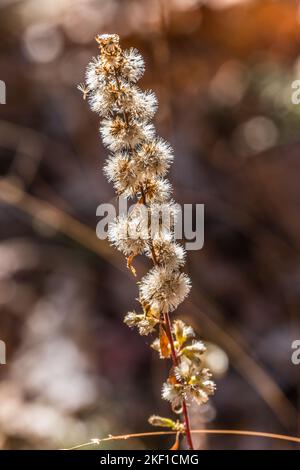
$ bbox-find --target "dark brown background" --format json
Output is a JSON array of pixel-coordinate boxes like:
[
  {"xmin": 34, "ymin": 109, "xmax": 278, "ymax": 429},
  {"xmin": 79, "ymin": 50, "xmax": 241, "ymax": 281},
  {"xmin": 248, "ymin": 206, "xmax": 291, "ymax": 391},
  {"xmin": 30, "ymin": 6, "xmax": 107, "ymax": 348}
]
[{"xmin": 0, "ymin": 0, "xmax": 300, "ymax": 450}]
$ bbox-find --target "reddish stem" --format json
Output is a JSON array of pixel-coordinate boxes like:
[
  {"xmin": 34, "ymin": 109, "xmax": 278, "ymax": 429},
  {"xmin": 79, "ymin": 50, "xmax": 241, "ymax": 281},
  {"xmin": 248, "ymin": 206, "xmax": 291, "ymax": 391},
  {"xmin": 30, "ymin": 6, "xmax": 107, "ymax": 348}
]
[
  {"xmin": 114, "ymin": 65, "xmax": 193, "ymax": 450},
  {"xmin": 163, "ymin": 310, "xmax": 194, "ymax": 450},
  {"xmin": 182, "ymin": 400, "xmax": 194, "ymax": 451}
]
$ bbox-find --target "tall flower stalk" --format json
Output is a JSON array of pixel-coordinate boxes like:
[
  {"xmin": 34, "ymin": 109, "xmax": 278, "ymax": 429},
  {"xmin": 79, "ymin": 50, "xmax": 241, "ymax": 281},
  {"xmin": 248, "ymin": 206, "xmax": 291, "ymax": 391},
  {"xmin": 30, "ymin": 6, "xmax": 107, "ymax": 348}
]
[{"xmin": 79, "ymin": 34, "xmax": 215, "ymax": 450}]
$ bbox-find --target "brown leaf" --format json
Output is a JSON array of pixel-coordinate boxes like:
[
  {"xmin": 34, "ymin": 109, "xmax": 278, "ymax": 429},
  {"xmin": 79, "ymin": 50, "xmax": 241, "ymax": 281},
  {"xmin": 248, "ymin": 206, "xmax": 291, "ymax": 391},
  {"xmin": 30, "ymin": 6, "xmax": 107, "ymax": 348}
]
[
  {"xmin": 169, "ymin": 432, "xmax": 180, "ymax": 450},
  {"xmin": 159, "ymin": 325, "xmax": 171, "ymax": 358},
  {"xmin": 126, "ymin": 254, "xmax": 137, "ymax": 277},
  {"xmin": 168, "ymin": 373, "xmax": 178, "ymax": 385}
]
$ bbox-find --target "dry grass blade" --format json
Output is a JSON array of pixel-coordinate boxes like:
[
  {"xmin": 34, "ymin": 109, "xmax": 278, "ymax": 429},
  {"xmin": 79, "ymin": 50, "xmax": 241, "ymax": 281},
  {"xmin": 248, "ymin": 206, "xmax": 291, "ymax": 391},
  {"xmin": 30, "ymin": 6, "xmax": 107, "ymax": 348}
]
[{"xmin": 61, "ymin": 428, "xmax": 300, "ymax": 450}]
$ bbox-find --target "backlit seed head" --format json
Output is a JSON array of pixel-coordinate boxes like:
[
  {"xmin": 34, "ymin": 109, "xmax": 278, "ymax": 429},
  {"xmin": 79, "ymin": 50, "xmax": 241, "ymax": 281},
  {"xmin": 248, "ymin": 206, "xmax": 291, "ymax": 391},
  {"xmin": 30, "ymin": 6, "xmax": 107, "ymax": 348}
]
[{"xmin": 81, "ymin": 33, "xmax": 215, "ymax": 426}]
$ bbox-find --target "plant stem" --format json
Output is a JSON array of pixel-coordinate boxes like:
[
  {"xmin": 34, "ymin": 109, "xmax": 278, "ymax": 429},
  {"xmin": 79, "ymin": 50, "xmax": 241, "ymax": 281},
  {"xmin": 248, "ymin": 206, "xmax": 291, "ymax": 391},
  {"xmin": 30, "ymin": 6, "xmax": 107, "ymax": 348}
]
[
  {"xmin": 114, "ymin": 64, "xmax": 194, "ymax": 450},
  {"xmin": 182, "ymin": 400, "xmax": 194, "ymax": 450},
  {"xmin": 163, "ymin": 309, "xmax": 194, "ymax": 450}
]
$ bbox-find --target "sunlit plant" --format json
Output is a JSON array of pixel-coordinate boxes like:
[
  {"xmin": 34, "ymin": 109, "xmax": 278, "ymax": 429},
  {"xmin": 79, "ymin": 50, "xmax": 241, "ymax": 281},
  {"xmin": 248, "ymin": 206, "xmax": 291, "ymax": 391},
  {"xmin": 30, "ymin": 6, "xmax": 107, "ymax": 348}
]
[{"xmin": 79, "ymin": 33, "xmax": 215, "ymax": 450}]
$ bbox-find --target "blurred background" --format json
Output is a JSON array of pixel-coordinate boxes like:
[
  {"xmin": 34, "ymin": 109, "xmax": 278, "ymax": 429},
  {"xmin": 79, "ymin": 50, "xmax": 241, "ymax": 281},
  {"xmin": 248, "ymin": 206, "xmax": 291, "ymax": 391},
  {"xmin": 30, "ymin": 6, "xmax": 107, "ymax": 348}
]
[{"xmin": 0, "ymin": 0, "xmax": 300, "ymax": 450}]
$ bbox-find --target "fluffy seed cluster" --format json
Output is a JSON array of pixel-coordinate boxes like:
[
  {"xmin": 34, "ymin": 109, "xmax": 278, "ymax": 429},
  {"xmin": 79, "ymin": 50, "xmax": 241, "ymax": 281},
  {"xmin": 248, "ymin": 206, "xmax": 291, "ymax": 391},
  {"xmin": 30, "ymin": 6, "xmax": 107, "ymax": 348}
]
[
  {"xmin": 158, "ymin": 320, "xmax": 216, "ymax": 412},
  {"xmin": 80, "ymin": 33, "xmax": 215, "ymax": 430}
]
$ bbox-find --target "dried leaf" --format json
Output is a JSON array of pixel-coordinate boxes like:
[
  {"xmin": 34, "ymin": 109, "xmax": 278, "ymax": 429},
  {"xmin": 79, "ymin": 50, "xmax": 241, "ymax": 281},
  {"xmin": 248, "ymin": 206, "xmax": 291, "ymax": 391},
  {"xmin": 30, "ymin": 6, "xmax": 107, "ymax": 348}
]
[
  {"xmin": 126, "ymin": 254, "xmax": 137, "ymax": 277},
  {"xmin": 159, "ymin": 325, "xmax": 171, "ymax": 358},
  {"xmin": 169, "ymin": 432, "xmax": 180, "ymax": 450},
  {"xmin": 168, "ymin": 373, "xmax": 178, "ymax": 385}
]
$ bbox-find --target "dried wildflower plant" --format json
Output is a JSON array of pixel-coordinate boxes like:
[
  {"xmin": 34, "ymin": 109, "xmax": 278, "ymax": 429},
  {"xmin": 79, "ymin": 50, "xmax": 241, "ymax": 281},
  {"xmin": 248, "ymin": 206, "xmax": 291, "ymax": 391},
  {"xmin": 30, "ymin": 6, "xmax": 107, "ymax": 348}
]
[{"xmin": 79, "ymin": 33, "xmax": 215, "ymax": 450}]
